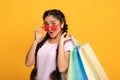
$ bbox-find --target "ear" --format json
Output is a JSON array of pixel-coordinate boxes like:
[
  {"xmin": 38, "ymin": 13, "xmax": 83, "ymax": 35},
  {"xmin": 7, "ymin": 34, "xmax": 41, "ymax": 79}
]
[{"xmin": 61, "ymin": 22, "xmax": 64, "ymax": 28}]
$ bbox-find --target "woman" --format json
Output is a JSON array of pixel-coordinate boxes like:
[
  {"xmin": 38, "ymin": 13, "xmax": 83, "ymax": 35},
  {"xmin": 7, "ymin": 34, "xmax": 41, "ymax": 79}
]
[{"xmin": 25, "ymin": 9, "xmax": 74, "ymax": 80}]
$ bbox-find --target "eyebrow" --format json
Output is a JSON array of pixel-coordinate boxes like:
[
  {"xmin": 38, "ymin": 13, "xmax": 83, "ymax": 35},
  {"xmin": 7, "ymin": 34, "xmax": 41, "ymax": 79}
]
[{"xmin": 44, "ymin": 20, "xmax": 57, "ymax": 24}]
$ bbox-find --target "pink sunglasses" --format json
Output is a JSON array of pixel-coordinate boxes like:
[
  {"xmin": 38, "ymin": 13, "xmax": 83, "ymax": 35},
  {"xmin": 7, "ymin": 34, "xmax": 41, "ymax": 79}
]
[{"xmin": 41, "ymin": 24, "xmax": 59, "ymax": 32}]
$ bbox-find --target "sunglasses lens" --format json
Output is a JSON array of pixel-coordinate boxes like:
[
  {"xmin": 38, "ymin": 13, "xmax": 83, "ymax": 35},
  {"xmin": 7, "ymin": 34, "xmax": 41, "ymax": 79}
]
[
  {"xmin": 50, "ymin": 25, "xmax": 57, "ymax": 31},
  {"xmin": 45, "ymin": 26, "xmax": 49, "ymax": 31},
  {"xmin": 42, "ymin": 26, "xmax": 48, "ymax": 32},
  {"xmin": 42, "ymin": 24, "xmax": 58, "ymax": 32}
]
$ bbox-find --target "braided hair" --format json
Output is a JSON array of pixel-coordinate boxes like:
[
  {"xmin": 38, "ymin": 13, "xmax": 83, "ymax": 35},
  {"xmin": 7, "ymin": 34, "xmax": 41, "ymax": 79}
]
[{"xmin": 30, "ymin": 9, "xmax": 68, "ymax": 80}]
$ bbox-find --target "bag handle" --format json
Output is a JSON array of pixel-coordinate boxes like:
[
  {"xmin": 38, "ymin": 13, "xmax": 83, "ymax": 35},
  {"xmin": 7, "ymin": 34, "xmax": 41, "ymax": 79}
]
[{"xmin": 70, "ymin": 34, "xmax": 81, "ymax": 47}]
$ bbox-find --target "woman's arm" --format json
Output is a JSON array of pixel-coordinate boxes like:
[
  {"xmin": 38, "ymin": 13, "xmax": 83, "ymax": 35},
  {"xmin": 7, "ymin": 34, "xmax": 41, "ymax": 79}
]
[
  {"xmin": 58, "ymin": 41, "xmax": 70, "ymax": 72},
  {"xmin": 25, "ymin": 40, "xmax": 38, "ymax": 67},
  {"xmin": 57, "ymin": 33, "xmax": 72, "ymax": 72},
  {"xmin": 25, "ymin": 27, "xmax": 43, "ymax": 67}
]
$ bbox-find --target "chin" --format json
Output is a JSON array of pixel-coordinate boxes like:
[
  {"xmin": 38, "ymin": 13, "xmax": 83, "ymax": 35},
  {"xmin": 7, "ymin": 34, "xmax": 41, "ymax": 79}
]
[
  {"xmin": 49, "ymin": 32, "xmax": 60, "ymax": 39},
  {"xmin": 49, "ymin": 34, "xmax": 57, "ymax": 39},
  {"xmin": 50, "ymin": 35, "xmax": 56, "ymax": 39}
]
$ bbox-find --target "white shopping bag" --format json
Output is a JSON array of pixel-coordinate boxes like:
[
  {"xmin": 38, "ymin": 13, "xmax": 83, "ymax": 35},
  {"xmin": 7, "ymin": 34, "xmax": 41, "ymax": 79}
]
[{"xmin": 79, "ymin": 43, "xmax": 109, "ymax": 80}]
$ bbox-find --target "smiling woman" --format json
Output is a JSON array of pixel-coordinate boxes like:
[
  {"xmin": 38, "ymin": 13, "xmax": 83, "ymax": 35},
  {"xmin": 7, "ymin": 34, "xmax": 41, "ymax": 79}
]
[
  {"xmin": 0, "ymin": 0, "xmax": 120, "ymax": 80},
  {"xmin": 25, "ymin": 9, "xmax": 74, "ymax": 80}
]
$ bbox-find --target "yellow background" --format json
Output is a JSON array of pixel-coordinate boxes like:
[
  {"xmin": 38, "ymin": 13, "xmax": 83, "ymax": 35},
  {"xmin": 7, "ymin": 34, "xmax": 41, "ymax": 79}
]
[{"xmin": 0, "ymin": 0, "xmax": 120, "ymax": 80}]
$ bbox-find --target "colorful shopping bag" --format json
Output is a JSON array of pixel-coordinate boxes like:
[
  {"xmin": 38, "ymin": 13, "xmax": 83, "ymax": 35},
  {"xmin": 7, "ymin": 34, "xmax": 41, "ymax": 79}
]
[
  {"xmin": 68, "ymin": 46, "xmax": 88, "ymax": 80},
  {"xmin": 79, "ymin": 43, "xmax": 109, "ymax": 80},
  {"xmin": 67, "ymin": 49, "xmax": 76, "ymax": 80},
  {"xmin": 75, "ymin": 46, "xmax": 88, "ymax": 80},
  {"xmin": 67, "ymin": 35, "xmax": 109, "ymax": 80}
]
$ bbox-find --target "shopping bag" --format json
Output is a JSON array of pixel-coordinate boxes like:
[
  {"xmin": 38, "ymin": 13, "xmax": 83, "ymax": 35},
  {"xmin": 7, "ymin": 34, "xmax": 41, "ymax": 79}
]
[
  {"xmin": 68, "ymin": 46, "xmax": 88, "ymax": 80},
  {"xmin": 67, "ymin": 35, "xmax": 109, "ymax": 80},
  {"xmin": 75, "ymin": 46, "xmax": 88, "ymax": 80},
  {"xmin": 67, "ymin": 49, "xmax": 76, "ymax": 80},
  {"xmin": 79, "ymin": 43, "xmax": 109, "ymax": 80}
]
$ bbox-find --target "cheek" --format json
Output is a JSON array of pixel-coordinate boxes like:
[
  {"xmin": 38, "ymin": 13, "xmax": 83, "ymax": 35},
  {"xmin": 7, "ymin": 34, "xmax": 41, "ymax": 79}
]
[{"xmin": 56, "ymin": 26, "xmax": 62, "ymax": 32}]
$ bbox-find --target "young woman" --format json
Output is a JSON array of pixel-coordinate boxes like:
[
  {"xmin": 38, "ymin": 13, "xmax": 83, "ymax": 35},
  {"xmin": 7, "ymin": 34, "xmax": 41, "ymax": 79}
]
[{"xmin": 25, "ymin": 9, "xmax": 74, "ymax": 80}]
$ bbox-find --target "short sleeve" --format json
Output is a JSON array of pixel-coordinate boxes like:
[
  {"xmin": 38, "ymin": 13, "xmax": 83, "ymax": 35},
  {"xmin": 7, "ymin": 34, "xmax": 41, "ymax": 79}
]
[{"xmin": 64, "ymin": 40, "xmax": 74, "ymax": 52}]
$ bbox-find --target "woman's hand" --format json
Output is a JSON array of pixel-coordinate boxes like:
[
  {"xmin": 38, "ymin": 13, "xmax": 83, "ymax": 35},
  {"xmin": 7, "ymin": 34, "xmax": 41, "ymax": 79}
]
[
  {"xmin": 59, "ymin": 32, "xmax": 71, "ymax": 43},
  {"xmin": 34, "ymin": 26, "xmax": 45, "ymax": 42}
]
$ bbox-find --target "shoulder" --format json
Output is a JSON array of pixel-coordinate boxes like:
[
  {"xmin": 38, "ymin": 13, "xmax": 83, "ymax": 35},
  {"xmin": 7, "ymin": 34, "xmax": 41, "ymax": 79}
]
[
  {"xmin": 64, "ymin": 40, "xmax": 74, "ymax": 51},
  {"xmin": 64, "ymin": 40, "xmax": 73, "ymax": 45}
]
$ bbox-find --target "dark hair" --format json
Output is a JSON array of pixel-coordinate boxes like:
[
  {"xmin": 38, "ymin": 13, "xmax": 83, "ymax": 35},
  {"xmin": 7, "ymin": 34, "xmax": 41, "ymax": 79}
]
[{"xmin": 30, "ymin": 9, "xmax": 68, "ymax": 80}]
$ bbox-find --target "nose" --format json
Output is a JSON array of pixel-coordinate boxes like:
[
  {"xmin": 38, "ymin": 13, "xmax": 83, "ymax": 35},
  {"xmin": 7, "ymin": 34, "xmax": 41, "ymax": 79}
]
[
  {"xmin": 48, "ymin": 24, "xmax": 52, "ymax": 31},
  {"xmin": 48, "ymin": 26, "xmax": 51, "ymax": 31}
]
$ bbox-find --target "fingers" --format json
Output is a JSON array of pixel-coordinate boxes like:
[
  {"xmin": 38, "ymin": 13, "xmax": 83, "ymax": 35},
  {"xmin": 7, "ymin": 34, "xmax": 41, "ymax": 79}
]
[
  {"xmin": 66, "ymin": 33, "xmax": 71, "ymax": 38},
  {"xmin": 35, "ymin": 26, "xmax": 43, "ymax": 32},
  {"xmin": 35, "ymin": 25, "xmax": 45, "ymax": 35},
  {"xmin": 60, "ymin": 32, "xmax": 71, "ymax": 43},
  {"xmin": 61, "ymin": 32, "xmax": 71, "ymax": 38},
  {"xmin": 61, "ymin": 32, "xmax": 66, "ymax": 38}
]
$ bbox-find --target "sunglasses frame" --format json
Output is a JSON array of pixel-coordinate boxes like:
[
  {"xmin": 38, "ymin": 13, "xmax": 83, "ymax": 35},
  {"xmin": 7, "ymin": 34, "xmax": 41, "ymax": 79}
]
[{"xmin": 42, "ymin": 23, "xmax": 60, "ymax": 32}]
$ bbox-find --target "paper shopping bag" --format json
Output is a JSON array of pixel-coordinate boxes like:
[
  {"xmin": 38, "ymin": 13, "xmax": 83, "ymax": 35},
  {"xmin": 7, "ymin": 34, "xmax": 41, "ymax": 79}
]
[
  {"xmin": 75, "ymin": 46, "xmax": 88, "ymax": 80},
  {"xmin": 79, "ymin": 43, "xmax": 109, "ymax": 80},
  {"xmin": 66, "ymin": 35, "xmax": 109, "ymax": 80},
  {"xmin": 67, "ymin": 49, "xmax": 76, "ymax": 80},
  {"xmin": 68, "ymin": 46, "xmax": 88, "ymax": 80}
]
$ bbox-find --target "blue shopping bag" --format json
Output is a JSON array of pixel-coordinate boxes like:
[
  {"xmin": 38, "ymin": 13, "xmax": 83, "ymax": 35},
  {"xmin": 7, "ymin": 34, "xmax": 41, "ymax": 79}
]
[
  {"xmin": 68, "ymin": 46, "xmax": 88, "ymax": 80},
  {"xmin": 75, "ymin": 46, "xmax": 88, "ymax": 80}
]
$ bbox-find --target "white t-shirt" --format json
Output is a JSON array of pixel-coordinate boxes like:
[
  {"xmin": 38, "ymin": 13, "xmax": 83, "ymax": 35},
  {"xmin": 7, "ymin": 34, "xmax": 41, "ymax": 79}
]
[{"xmin": 36, "ymin": 40, "xmax": 74, "ymax": 80}]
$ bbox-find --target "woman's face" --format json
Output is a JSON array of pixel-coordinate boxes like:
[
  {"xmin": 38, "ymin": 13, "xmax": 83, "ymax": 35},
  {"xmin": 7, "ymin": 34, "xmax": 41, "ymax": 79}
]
[{"xmin": 43, "ymin": 15, "xmax": 63, "ymax": 38}]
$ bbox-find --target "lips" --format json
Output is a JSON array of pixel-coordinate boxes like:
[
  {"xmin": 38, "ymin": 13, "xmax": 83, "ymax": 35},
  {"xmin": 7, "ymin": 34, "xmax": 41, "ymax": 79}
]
[{"xmin": 48, "ymin": 31, "xmax": 54, "ymax": 35}]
